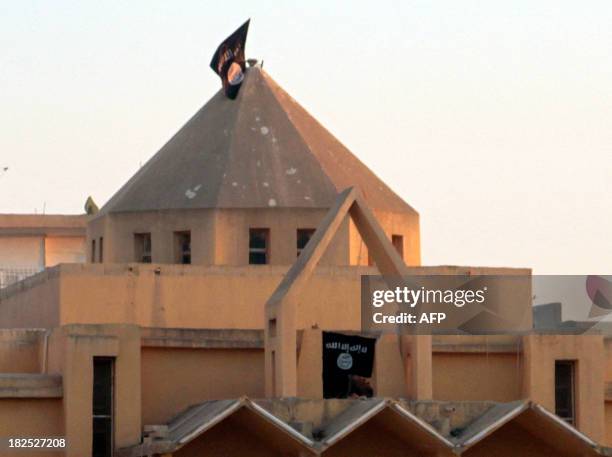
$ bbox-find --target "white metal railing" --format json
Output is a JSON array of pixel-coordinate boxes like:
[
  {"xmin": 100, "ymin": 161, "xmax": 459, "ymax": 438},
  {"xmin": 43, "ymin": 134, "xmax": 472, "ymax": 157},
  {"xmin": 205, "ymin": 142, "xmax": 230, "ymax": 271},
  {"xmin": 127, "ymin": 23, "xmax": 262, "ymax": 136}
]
[{"xmin": 0, "ymin": 267, "xmax": 43, "ymax": 289}]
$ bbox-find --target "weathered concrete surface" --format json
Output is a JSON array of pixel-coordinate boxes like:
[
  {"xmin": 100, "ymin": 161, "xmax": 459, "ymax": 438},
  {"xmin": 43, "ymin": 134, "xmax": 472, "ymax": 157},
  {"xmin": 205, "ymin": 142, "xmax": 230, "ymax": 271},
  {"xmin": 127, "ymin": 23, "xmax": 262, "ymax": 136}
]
[
  {"xmin": 141, "ymin": 327, "xmax": 264, "ymax": 349},
  {"xmin": 0, "ymin": 328, "xmax": 47, "ymax": 373},
  {"xmin": 0, "ymin": 263, "xmax": 529, "ymax": 331},
  {"xmin": 119, "ymin": 397, "xmax": 604, "ymax": 457},
  {"xmin": 97, "ymin": 68, "xmax": 415, "ymax": 215},
  {"xmin": 0, "ymin": 214, "xmax": 86, "ymax": 236},
  {"xmin": 0, "ymin": 373, "xmax": 62, "ymax": 398},
  {"xmin": 87, "ymin": 67, "xmax": 422, "ymax": 268},
  {"xmin": 523, "ymin": 333, "xmax": 605, "ymax": 442}
]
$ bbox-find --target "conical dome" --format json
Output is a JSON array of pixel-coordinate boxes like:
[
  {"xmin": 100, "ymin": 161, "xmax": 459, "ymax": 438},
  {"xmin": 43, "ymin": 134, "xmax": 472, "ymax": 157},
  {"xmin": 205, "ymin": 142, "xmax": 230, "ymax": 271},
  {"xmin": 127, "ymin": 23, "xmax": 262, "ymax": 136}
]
[{"xmin": 100, "ymin": 67, "xmax": 416, "ymax": 216}]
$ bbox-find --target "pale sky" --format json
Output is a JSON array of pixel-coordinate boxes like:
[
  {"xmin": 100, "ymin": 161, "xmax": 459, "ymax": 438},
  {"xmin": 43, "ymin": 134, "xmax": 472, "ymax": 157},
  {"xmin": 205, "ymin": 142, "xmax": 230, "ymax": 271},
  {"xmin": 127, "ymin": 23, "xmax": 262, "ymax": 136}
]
[{"xmin": 0, "ymin": 1, "xmax": 610, "ymax": 274}]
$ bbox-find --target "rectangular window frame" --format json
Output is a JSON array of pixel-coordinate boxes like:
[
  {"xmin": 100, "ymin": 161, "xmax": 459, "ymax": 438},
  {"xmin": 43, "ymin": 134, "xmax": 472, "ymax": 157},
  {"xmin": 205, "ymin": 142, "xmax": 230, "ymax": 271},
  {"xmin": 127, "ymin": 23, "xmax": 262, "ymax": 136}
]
[
  {"xmin": 391, "ymin": 234, "xmax": 404, "ymax": 259},
  {"xmin": 555, "ymin": 360, "xmax": 576, "ymax": 425},
  {"xmin": 134, "ymin": 233, "xmax": 152, "ymax": 263},
  {"xmin": 174, "ymin": 231, "xmax": 191, "ymax": 265},
  {"xmin": 296, "ymin": 228, "xmax": 316, "ymax": 257},
  {"xmin": 92, "ymin": 356, "xmax": 114, "ymax": 457},
  {"xmin": 249, "ymin": 228, "xmax": 270, "ymax": 265},
  {"xmin": 91, "ymin": 239, "xmax": 96, "ymax": 263}
]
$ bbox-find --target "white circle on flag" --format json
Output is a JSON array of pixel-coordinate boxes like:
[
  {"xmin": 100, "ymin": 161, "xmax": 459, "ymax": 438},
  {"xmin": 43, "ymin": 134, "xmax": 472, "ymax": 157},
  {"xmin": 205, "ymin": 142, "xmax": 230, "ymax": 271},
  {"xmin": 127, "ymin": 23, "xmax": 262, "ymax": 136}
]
[
  {"xmin": 227, "ymin": 62, "xmax": 244, "ymax": 86},
  {"xmin": 337, "ymin": 353, "xmax": 353, "ymax": 370}
]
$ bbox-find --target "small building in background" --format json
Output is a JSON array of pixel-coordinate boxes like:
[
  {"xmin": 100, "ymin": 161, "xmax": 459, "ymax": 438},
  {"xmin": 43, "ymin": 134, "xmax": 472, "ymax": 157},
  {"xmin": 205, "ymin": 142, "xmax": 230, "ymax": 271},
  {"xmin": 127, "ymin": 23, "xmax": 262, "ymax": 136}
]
[{"xmin": 0, "ymin": 214, "xmax": 86, "ymax": 288}]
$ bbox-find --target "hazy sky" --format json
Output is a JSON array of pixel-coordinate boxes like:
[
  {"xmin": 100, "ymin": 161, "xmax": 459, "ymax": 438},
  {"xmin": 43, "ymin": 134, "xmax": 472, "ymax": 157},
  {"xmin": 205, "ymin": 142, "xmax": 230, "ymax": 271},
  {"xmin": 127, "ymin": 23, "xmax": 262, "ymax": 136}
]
[{"xmin": 1, "ymin": 1, "xmax": 610, "ymax": 274}]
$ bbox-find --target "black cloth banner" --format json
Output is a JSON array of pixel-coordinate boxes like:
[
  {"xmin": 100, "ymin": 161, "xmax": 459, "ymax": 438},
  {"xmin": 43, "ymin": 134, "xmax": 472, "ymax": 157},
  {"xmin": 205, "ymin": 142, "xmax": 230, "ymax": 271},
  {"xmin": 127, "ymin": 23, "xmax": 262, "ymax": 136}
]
[
  {"xmin": 322, "ymin": 331, "xmax": 376, "ymax": 398},
  {"xmin": 209, "ymin": 19, "xmax": 250, "ymax": 99}
]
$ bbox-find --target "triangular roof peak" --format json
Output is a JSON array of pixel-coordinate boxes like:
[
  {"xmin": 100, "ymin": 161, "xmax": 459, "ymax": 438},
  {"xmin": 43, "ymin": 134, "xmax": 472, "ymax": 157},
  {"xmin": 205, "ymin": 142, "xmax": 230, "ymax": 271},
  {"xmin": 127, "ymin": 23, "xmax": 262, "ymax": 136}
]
[
  {"xmin": 264, "ymin": 187, "xmax": 431, "ymax": 399},
  {"xmin": 99, "ymin": 67, "xmax": 416, "ymax": 215},
  {"xmin": 116, "ymin": 397, "xmax": 317, "ymax": 456},
  {"xmin": 455, "ymin": 401, "xmax": 601, "ymax": 455},
  {"xmin": 115, "ymin": 397, "xmax": 608, "ymax": 457},
  {"xmin": 317, "ymin": 399, "xmax": 454, "ymax": 452}
]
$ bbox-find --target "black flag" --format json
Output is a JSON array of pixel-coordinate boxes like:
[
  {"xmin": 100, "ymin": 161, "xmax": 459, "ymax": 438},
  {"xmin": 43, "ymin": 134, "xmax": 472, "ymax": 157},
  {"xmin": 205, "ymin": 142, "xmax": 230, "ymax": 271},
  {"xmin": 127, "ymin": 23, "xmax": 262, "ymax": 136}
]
[
  {"xmin": 210, "ymin": 19, "xmax": 250, "ymax": 99},
  {"xmin": 322, "ymin": 332, "xmax": 376, "ymax": 398}
]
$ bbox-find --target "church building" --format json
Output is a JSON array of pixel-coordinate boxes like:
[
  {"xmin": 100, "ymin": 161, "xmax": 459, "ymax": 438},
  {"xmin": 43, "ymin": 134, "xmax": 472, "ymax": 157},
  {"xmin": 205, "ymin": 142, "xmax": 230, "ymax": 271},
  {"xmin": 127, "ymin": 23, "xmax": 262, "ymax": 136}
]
[{"xmin": 0, "ymin": 65, "xmax": 610, "ymax": 457}]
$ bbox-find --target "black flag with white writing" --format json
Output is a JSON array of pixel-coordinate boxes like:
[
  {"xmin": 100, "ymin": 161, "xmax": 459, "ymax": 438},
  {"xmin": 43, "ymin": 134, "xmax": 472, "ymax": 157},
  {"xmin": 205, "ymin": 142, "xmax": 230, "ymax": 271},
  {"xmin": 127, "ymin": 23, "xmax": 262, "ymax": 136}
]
[
  {"xmin": 210, "ymin": 19, "xmax": 250, "ymax": 99},
  {"xmin": 322, "ymin": 332, "xmax": 376, "ymax": 398}
]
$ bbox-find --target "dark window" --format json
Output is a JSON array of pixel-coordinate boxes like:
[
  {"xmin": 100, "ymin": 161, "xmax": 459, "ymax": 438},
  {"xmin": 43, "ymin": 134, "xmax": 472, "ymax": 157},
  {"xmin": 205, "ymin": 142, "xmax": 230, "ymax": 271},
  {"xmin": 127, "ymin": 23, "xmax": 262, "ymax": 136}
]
[
  {"xmin": 297, "ymin": 229, "xmax": 315, "ymax": 257},
  {"xmin": 555, "ymin": 360, "xmax": 576, "ymax": 425},
  {"xmin": 249, "ymin": 228, "xmax": 269, "ymax": 264},
  {"xmin": 91, "ymin": 239, "xmax": 96, "ymax": 263},
  {"xmin": 99, "ymin": 237, "xmax": 104, "ymax": 263},
  {"xmin": 391, "ymin": 234, "xmax": 404, "ymax": 259},
  {"xmin": 134, "ymin": 233, "xmax": 152, "ymax": 263},
  {"xmin": 174, "ymin": 231, "xmax": 191, "ymax": 264},
  {"xmin": 93, "ymin": 357, "xmax": 114, "ymax": 457}
]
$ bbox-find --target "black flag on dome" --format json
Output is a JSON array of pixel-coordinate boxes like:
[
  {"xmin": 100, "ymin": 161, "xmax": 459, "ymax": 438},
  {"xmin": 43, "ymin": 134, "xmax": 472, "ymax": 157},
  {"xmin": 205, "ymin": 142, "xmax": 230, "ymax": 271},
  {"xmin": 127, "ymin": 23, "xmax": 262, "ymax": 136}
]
[{"xmin": 210, "ymin": 19, "xmax": 250, "ymax": 100}]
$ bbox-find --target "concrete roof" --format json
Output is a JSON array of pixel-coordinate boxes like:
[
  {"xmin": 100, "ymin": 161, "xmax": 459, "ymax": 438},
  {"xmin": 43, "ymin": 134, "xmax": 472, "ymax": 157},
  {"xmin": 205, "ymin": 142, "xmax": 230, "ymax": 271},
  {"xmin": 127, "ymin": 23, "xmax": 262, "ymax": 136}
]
[
  {"xmin": 99, "ymin": 67, "xmax": 416, "ymax": 215},
  {"xmin": 314, "ymin": 399, "xmax": 454, "ymax": 452},
  {"xmin": 0, "ymin": 214, "xmax": 86, "ymax": 237},
  {"xmin": 167, "ymin": 399, "xmax": 243, "ymax": 445},
  {"xmin": 452, "ymin": 399, "xmax": 528, "ymax": 446},
  {"xmin": 117, "ymin": 398, "xmax": 317, "ymax": 457},
  {"xmin": 454, "ymin": 400, "xmax": 600, "ymax": 455},
  {"xmin": 313, "ymin": 398, "xmax": 388, "ymax": 446},
  {"xmin": 117, "ymin": 398, "xmax": 608, "ymax": 456},
  {"xmin": 168, "ymin": 398, "xmax": 316, "ymax": 449}
]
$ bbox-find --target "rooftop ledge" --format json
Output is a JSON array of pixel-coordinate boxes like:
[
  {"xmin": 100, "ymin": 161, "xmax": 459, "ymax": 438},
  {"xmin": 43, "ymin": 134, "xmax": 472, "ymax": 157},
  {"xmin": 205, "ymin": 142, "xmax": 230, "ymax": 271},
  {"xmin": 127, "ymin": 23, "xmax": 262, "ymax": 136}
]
[
  {"xmin": 0, "ymin": 262, "xmax": 531, "ymax": 301},
  {"xmin": 0, "ymin": 373, "xmax": 62, "ymax": 398},
  {"xmin": 142, "ymin": 327, "xmax": 264, "ymax": 349}
]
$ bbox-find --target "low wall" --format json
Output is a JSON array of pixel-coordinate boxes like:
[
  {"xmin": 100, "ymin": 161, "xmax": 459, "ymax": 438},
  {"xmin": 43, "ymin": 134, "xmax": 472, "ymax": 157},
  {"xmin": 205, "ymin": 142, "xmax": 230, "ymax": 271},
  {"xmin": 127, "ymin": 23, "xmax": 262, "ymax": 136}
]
[
  {"xmin": 0, "ymin": 263, "xmax": 531, "ymax": 332},
  {"xmin": 141, "ymin": 346, "xmax": 265, "ymax": 424},
  {"xmin": 0, "ymin": 398, "xmax": 63, "ymax": 457},
  {"xmin": 433, "ymin": 352, "xmax": 523, "ymax": 402},
  {"xmin": 0, "ymin": 329, "xmax": 46, "ymax": 373},
  {"xmin": 0, "ymin": 268, "xmax": 60, "ymax": 328}
]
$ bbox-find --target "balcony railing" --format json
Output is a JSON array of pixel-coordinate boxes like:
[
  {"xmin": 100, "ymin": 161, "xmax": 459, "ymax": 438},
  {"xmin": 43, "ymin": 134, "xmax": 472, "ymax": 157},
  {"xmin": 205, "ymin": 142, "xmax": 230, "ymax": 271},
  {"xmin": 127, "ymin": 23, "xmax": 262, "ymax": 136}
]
[{"xmin": 0, "ymin": 267, "xmax": 43, "ymax": 289}]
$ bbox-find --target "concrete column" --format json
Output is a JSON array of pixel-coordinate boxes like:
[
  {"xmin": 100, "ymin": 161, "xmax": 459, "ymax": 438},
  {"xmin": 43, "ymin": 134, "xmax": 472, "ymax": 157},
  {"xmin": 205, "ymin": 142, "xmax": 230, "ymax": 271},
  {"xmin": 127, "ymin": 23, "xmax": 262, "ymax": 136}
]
[
  {"xmin": 402, "ymin": 335, "xmax": 433, "ymax": 400},
  {"xmin": 373, "ymin": 333, "xmax": 405, "ymax": 397},
  {"xmin": 522, "ymin": 333, "xmax": 604, "ymax": 442},
  {"xmin": 60, "ymin": 324, "xmax": 142, "ymax": 456},
  {"xmin": 265, "ymin": 300, "xmax": 297, "ymax": 397},
  {"xmin": 349, "ymin": 195, "xmax": 433, "ymax": 400},
  {"xmin": 192, "ymin": 213, "xmax": 215, "ymax": 266},
  {"xmin": 151, "ymin": 229, "xmax": 172, "ymax": 264},
  {"xmin": 39, "ymin": 236, "xmax": 46, "ymax": 269},
  {"xmin": 297, "ymin": 328, "xmax": 323, "ymax": 398}
]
